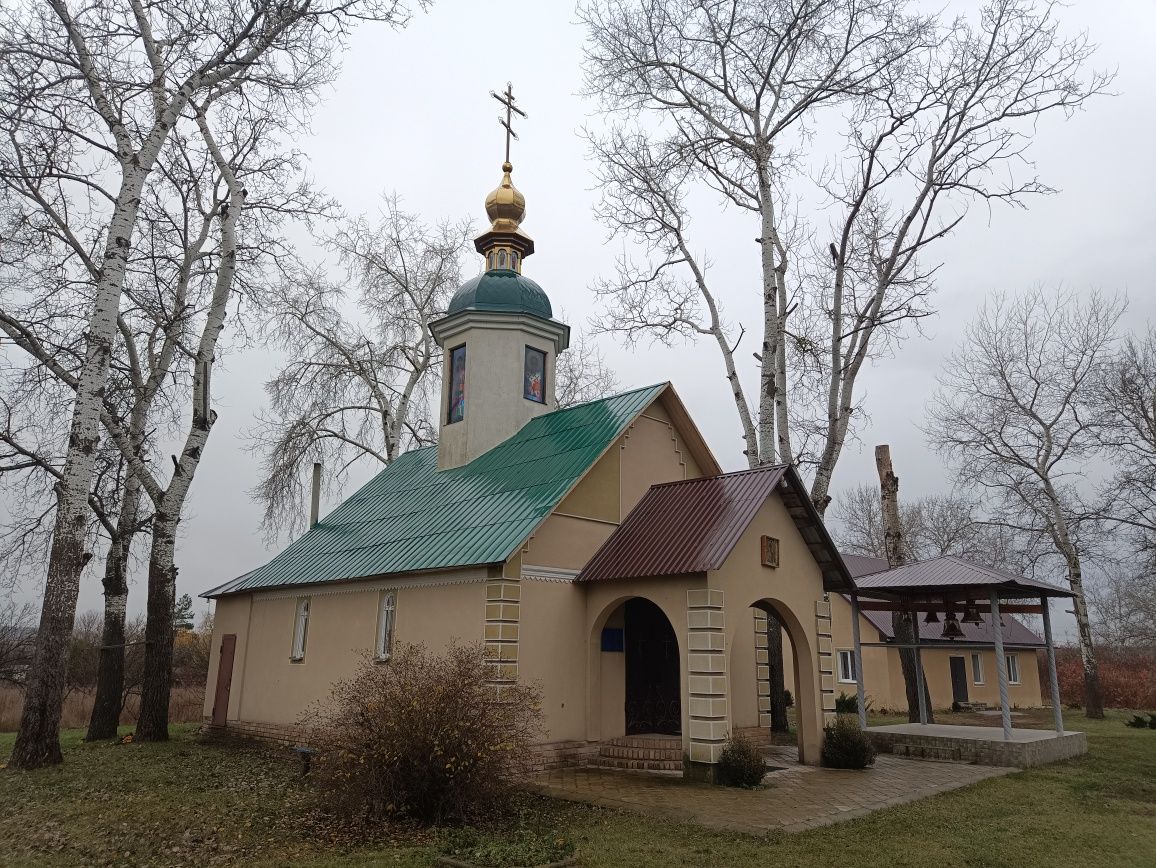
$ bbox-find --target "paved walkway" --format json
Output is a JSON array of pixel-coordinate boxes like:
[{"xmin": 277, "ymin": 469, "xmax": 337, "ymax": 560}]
[{"xmin": 533, "ymin": 748, "xmax": 1014, "ymax": 835}]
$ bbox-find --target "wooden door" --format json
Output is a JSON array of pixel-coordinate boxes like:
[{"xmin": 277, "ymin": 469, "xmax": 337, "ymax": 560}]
[
  {"xmin": 211, "ymin": 634, "xmax": 237, "ymax": 726},
  {"xmin": 949, "ymin": 655, "xmax": 969, "ymax": 705}
]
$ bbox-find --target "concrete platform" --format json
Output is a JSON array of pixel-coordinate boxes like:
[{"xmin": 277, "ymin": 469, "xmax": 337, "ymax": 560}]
[{"xmin": 866, "ymin": 723, "xmax": 1087, "ymax": 767}]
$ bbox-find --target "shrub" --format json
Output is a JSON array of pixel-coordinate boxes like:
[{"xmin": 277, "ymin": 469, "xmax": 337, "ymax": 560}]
[
  {"xmin": 439, "ymin": 827, "xmax": 574, "ymax": 867},
  {"xmin": 307, "ymin": 641, "xmax": 542, "ymax": 825},
  {"xmin": 783, "ymin": 688, "xmax": 794, "ymax": 708},
  {"xmin": 1150, "ymin": 713, "xmax": 1156, "ymax": 730},
  {"xmin": 1125, "ymin": 714, "xmax": 1149, "ymax": 729},
  {"xmin": 834, "ymin": 692, "xmax": 856, "ymax": 714},
  {"xmin": 1052, "ymin": 646, "xmax": 1156, "ymax": 710},
  {"xmin": 821, "ymin": 716, "xmax": 877, "ymax": 769},
  {"xmin": 715, "ymin": 733, "xmax": 767, "ymax": 788}
]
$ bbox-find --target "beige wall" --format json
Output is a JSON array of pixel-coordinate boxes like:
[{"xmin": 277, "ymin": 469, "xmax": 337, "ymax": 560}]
[
  {"xmin": 518, "ymin": 579, "xmax": 588, "ymax": 742},
  {"xmin": 434, "ymin": 312, "xmax": 566, "ymax": 470},
  {"xmin": 711, "ymin": 495, "xmax": 829, "ymax": 764},
  {"xmin": 203, "ymin": 595, "xmax": 253, "ymax": 721},
  {"xmin": 521, "ymin": 391, "xmax": 705, "ymax": 570},
  {"xmin": 205, "ymin": 576, "xmax": 486, "ymax": 728}
]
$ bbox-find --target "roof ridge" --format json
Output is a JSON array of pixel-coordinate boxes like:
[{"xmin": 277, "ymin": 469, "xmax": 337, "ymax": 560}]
[
  {"xmin": 647, "ymin": 463, "xmax": 789, "ymax": 490},
  {"xmin": 538, "ymin": 381, "xmax": 668, "ymax": 418}
]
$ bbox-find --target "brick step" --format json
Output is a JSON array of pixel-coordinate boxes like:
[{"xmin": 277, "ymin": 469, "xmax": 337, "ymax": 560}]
[
  {"xmin": 597, "ymin": 744, "xmax": 684, "ymax": 762},
  {"xmin": 589, "ymin": 756, "xmax": 683, "ymax": 772},
  {"xmin": 601, "ymin": 735, "xmax": 683, "ymax": 750},
  {"xmin": 892, "ymin": 742, "xmax": 966, "ymax": 763}
]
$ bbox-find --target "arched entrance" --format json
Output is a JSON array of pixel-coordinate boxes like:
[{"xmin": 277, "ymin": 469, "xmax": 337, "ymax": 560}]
[
  {"xmin": 588, "ymin": 595, "xmax": 684, "ymax": 742},
  {"xmin": 624, "ymin": 598, "xmax": 681, "ymax": 735},
  {"xmin": 746, "ymin": 598, "xmax": 822, "ymax": 764}
]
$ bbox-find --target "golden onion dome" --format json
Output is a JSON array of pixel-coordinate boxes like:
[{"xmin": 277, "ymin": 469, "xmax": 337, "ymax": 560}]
[{"xmin": 484, "ymin": 161, "xmax": 526, "ymax": 232}]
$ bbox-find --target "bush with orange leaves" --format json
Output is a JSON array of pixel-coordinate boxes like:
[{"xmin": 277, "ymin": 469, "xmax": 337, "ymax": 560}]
[{"xmin": 306, "ymin": 641, "xmax": 542, "ymax": 825}]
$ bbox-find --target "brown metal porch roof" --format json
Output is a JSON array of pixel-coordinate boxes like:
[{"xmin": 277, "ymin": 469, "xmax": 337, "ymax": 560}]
[
  {"xmin": 852, "ymin": 555, "xmax": 1074, "ymax": 601},
  {"xmin": 577, "ymin": 465, "xmax": 854, "ymax": 592}
]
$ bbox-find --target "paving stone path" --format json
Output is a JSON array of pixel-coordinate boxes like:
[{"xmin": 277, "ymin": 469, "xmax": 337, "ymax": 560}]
[{"xmin": 533, "ymin": 749, "xmax": 1013, "ymax": 835}]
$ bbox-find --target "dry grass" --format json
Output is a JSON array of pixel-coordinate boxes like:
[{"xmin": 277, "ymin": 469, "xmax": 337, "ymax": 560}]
[
  {"xmin": 1, "ymin": 711, "xmax": 1154, "ymax": 866},
  {"xmin": 0, "ymin": 685, "xmax": 205, "ymax": 733}
]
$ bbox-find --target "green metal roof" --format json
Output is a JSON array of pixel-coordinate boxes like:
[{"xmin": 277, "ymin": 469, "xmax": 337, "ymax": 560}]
[
  {"xmin": 206, "ymin": 384, "xmax": 666, "ymax": 597},
  {"xmin": 446, "ymin": 269, "xmax": 553, "ymax": 319}
]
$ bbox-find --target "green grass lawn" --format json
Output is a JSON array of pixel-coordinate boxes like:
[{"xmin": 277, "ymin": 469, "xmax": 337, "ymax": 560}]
[{"xmin": 2, "ymin": 710, "xmax": 1155, "ymax": 867}]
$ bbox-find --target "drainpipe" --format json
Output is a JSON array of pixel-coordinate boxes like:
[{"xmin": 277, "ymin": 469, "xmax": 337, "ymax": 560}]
[{"xmin": 310, "ymin": 462, "xmax": 322, "ymax": 529}]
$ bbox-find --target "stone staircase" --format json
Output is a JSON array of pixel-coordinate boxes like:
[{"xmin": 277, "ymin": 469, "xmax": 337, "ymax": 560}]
[{"xmin": 591, "ymin": 734, "xmax": 684, "ymax": 772}]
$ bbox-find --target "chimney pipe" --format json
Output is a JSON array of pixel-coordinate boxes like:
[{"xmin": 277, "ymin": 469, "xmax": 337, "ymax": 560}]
[{"xmin": 310, "ymin": 462, "xmax": 322, "ymax": 528}]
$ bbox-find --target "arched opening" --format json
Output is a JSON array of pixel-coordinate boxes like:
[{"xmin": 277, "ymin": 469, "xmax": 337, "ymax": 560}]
[
  {"xmin": 624, "ymin": 598, "xmax": 681, "ymax": 735},
  {"xmin": 589, "ymin": 595, "xmax": 683, "ymax": 742},
  {"xmin": 747, "ymin": 599, "xmax": 821, "ymax": 764}
]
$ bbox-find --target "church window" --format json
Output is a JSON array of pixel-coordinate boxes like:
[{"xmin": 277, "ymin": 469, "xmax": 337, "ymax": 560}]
[
  {"xmin": 523, "ymin": 346, "xmax": 546, "ymax": 403},
  {"xmin": 447, "ymin": 344, "xmax": 466, "ymax": 423},
  {"xmin": 511, "ymin": 252, "xmax": 519, "ymax": 271},
  {"xmin": 498, "ymin": 249, "xmax": 508, "ymax": 269},
  {"xmin": 375, "ymin": 591, "xmax": 397, "ymax": 661},
  {"xmin": 290, "ymin": 597, "xmax": 310, "ymax": 662},
  {"xmin": 487, "ymin": 252, "xmax": 495, "ymax": 270}
]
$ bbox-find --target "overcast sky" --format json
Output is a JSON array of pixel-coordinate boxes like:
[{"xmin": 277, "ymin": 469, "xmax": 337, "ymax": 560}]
[{"xmin": 5, "ymin": 1, "xmax": 1156, "ymax": 635}]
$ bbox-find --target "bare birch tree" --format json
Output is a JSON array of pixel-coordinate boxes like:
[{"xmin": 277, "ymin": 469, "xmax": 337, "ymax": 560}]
[
  {"xmin": 0, "ymin": 0, "xmax": 417, "ymax": 768},
  {"xmin": 832, "ymin": 483, "xmax": 1030, "ymax": 573},
  {"xmin": 926, "ymin": 288, "xmax": 1124, "ymax": 718},
  {"xmin": 580, "ymin": 0, "xmax": 1110, "ymax": 517},
  {"xmin": 250, "ymin": 200, "xmax": 468, "ymax": 537},
  {"xmin": 1097, "ymin": 328, "xmax": 1156, "ymax": 574}
]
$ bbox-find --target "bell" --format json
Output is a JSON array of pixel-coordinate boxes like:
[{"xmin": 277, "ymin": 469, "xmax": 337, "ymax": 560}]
[
  {"xmin": 941, "ymin": 616, "xmax": 965, "ymax": 639},
  {"xmin": 961, "ymin": 602, "xmax": 983, "ymax": 625},
  {"xmin": 923, "ymin": 609, "xmax": 940, "ymax": 624}
]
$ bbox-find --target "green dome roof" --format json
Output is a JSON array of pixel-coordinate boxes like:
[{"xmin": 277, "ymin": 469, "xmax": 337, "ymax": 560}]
[{"xmin": 446, "ymin": 269, "xmax": 553, "ymax": 319}]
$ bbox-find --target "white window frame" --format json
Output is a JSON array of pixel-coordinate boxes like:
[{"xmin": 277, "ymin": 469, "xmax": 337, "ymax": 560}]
[
  {"xmin": 375, "ymin": 590, "xmax": 397, "ymax": 661},
  {"xmin": 290, "ymin": 597, "xmax": 310, "ymax": 662},
  {"xmin": 1006, "ymin": 653, "xmax": 1020, "ymax": 685},
  {"xmin": 837, "ymin": 649, "xmax": 857, "ymax": 684},
  {"xmin": 971, "ymin": 652, "xmax": 985, "ymax": 685}
]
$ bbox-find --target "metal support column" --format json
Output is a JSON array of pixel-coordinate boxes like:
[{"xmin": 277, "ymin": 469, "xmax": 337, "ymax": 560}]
[
  {"xmin": 850, "ymin": 594, "xmax": 868, "ymax": 730},
  {"xmin": 1041, "ymin": 595, "xmax": 1065, "ymax": 735},
  {"xmin": 990, "ymin": 591, "xmax": 1012, "ymax": 740},
  {"xmin": 912, "ymin": 615, "xmax": 928, "ymax": 725}
]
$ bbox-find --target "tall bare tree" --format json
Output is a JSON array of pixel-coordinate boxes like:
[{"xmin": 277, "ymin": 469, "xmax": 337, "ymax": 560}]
[
  {"xmin": 832, "ymin": 483, "xmax": 1031, "ymax": 574},
  {"xmin": 0, "ymin": 595, "xmax": 36, "ymax": 687},
  {"xmin": 0, "ymin": 0, "xmax": 417, "ymax": 768},
  {"xmin": 1097, "ymin": 329, "xmax": 1156, "ymax": 575},
  {"xmin": 251, "ymin": 199, "xmax": 469, "ymax": 537},
  {"xmin": 875, "ymin": 445, "xmax": 932, "ymax": 722},
  {"xmin": 926, "ymin": 288, "xmax": 1124, "ymax": 718},
  {"xmin": 580, "ymin": 0, "xmax": 1110, "ymax": 516}
]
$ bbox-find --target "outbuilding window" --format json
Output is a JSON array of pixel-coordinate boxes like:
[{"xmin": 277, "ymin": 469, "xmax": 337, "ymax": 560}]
[
  {"xmin": 1006, "ymin": 654, "xmax": 1021, "ymax": 684},
  {"xmin": 837, "ymin": 649, "xmax": 857, "ymax": 684},
  {"xmin": 972, "ymin": 652, "xmax": 985, "ymax": 685},
  {"xmin": 291, "ymin": 597, "xmax": 310, "ymax": 662},
  {"xmin": 375, "ymin": 590, "xmax": 397, "ymax": 661}
]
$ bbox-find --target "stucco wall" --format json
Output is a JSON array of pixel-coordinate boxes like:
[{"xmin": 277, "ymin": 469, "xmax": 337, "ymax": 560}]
[
  {"xmin": 206, "ymin": 576, "xmax": 487, "ymax": 728},
  {"xmin": 436, "ymin": 317, "xmax": 560, "ymax": 469},
  {"xmin": 203, "ymin": 594, "xmax": 252, "ymax": 721},
  {"xmin": 711, "ymin": 495, "xmax": 829, "ymax": 764},
  {"xmin": 518, "ymin": 579, "xmax": 588, "ymax": 742}
]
